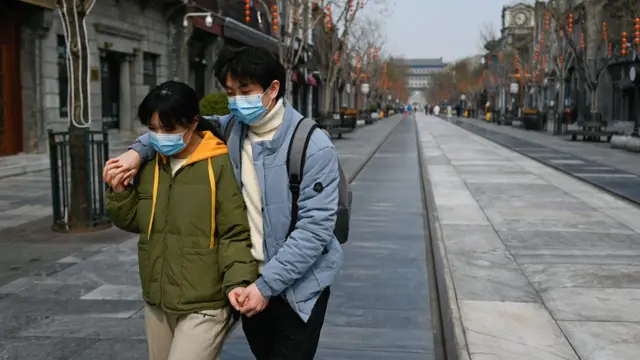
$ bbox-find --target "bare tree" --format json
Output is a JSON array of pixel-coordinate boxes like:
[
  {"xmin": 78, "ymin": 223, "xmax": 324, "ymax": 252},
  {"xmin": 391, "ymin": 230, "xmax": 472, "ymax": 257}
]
[
  {"xmin": 57, "ymin": 0, "xmax": 95, "ymax": 231},
  {"xmin": 313, "ymin": 0, "xmax": 369, "ymax": 113}
]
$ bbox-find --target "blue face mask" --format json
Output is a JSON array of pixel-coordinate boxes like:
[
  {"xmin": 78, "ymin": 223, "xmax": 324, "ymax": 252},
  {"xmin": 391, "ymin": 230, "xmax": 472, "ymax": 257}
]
[
  {"xmin": 228, "ymin": 90, "xmax": 273, "ymax": 125},
  {"xmin": 149, "ymin": 130, "xmax": 191, "ymax": 156}
]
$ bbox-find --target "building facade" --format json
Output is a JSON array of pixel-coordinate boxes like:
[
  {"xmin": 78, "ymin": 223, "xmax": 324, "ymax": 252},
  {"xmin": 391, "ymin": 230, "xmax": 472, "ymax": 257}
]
[
  {"xmin": 1, "ymin": 0, "xmax": 320, "ymax": 156},
  {"xmin": 399, "ymin": 58, "xmax": 447, "ymax": 107}
]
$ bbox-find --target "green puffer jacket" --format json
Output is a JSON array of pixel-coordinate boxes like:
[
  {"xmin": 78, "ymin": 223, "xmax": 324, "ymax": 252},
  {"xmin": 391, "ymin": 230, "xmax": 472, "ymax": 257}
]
[{"xmin": 106, "ymin": 131, "xmax": 257, "ymax": 314}]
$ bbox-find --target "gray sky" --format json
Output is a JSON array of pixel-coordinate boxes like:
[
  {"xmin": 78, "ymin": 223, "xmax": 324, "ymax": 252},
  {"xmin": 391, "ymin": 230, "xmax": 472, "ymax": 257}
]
[{"xmin": 383, "ymin": 0, "xmax": 507, "ymax": 62}]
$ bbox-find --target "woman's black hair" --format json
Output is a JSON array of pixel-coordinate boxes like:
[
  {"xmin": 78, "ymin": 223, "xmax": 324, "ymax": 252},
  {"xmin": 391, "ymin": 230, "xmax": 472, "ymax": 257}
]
[{"xmin": 138, "ymin": 81, "xmax": 199, "ymax": 131}]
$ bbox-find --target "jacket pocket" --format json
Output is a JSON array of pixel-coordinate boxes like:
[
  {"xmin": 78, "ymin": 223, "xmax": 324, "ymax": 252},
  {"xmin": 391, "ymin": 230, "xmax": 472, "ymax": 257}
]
[
  {"xmin": 138, "ymin": 242, "xmax": 151, "ymax": 301},
  {"xmin": 180, "ymin": 247, "xmax": 223, "ymax": 305}
]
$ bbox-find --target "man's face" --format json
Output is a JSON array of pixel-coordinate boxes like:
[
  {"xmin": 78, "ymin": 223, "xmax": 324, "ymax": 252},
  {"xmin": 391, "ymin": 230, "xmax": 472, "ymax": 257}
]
[{"xmin": 224, "ymin": 74, "xmax": 280, "ymax": 109}]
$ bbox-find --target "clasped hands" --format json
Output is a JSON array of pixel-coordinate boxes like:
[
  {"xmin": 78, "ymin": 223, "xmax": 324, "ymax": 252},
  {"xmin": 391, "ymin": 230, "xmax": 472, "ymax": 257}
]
[{"xmin": 227, "ymin": 283, "xmax": 269, "ymax": 317}]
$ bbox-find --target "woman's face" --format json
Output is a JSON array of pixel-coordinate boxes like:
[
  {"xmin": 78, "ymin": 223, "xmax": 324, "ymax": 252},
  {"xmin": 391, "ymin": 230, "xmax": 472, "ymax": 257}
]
[{"xmin": 147, "ymin": 112, "xmax": 192, "ymax": 135}]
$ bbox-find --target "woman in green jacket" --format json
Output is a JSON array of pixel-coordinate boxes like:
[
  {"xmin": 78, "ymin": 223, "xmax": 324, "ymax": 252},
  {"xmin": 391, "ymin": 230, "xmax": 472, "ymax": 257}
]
[{"xmin": 105, "ymin": 81, "xmax": 257, "ymax": 360}]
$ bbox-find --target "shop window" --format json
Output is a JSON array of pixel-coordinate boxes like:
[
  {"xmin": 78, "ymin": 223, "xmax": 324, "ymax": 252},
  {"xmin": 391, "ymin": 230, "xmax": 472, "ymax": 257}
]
[
  {"xmin": 143, "ymin": 52, "xmax": 158, "ymax": 89},
  {"xmin": 57, "ymin": 35, "xmax": 68, "ymax": 118}
]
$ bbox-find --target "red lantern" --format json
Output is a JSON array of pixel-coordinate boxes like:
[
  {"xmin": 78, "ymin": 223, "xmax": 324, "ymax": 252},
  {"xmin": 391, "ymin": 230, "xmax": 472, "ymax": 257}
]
[
  {"xmin": 325, "ymin": 5, "xmax": 332, "ymax": 31},
  {"xmin": 602, "ymin": 21, "xmax": 608, "ymax": 41},
  {"xmin": 622, "ymin": 32, "xmax": 628, "ymax": 56},
  {"xmin": 580, "ymin": 32, "xmax": 585, "ymax": 48},
  {"xmin": 634, "ymin": 18, "xmax": 640, "ymax": 45}
]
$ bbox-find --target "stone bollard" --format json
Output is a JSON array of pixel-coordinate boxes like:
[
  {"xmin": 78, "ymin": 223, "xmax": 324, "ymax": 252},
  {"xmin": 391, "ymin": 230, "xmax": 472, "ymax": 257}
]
[
  {"xmin": 625, "ymin": 136, "xmax": 640, "ymax": 153},
  {"xmin": 610, "ymin": 135, "xmax": 630, "ymax": 149}
]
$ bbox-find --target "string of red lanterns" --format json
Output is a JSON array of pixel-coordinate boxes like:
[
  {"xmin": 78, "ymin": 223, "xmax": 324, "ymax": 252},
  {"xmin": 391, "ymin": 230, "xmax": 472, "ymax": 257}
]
[
  {"xmin": 622, "ymin": 31, "xmax": 628, "ymax": 56},
  {"xmin": 271, "ymin": 2, "xmax": 278, "ymax": 35},
  {"xmin": 244, "ymin": 0, "xmax": 250, "ymax": 24},
  {"xmin": 634, "ymin": 18, "xmax": 640, "ymax": 48},
  {"xmin": 568, "ymin": 13, "xmax": 573, "ymax": 33},
  {"xmin": 325, "ymin": 5, "xmax": 332, "ymax": 31}
]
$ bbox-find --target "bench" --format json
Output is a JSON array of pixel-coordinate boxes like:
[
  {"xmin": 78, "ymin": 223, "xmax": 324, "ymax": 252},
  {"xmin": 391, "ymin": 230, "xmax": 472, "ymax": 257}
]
[
  {"xmin": 316, "ymin": 111, "xmax": 357, "ymax": 139},
  {"xmin": 564, "ymin": 119, "xmax": 623, "ymax": 142}
]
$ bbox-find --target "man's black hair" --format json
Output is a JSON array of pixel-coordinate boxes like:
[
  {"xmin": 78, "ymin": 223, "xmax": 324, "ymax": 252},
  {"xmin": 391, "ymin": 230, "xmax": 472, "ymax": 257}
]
[
  {"xmin": 214, "ymin": 45, "xmax": 286, "ymax": 100},
  {"xmin": 138, "ymin": 81, "xmax": 199, "ymax": 131}
]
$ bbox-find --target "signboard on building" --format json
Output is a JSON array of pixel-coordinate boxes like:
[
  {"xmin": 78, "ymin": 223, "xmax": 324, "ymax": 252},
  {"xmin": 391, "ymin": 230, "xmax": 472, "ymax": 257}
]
[{"xmin": 18, "ymin": 0, "xmax": 56, "ymax": 9}]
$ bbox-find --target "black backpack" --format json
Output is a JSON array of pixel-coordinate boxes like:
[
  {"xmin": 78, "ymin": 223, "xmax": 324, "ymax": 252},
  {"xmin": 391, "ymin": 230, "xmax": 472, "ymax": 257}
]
[{"xmin": 224, "ymin": 117, "xmax": 352, "ymax": 244}]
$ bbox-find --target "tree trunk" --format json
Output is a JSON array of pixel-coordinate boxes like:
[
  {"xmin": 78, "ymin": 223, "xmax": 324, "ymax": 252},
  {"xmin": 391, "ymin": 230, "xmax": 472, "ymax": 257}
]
[
  {"xmin": 583, "ymin": 0, "xmax": 606, "ymax": 114},
  {"xmin": 58, "ymin": 0, "xmax": 94, "ymax": 230},
  {"xmin": 321, "ymin": 78, "xmax": 334, "ymax": 114}
]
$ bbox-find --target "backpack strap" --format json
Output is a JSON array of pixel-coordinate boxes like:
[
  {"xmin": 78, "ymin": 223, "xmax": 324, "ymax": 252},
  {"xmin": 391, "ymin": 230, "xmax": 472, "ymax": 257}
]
[
  {"xmin": 223, "ymin": 116, "xmax": 237, "ymax": 143},
  {"xmin": 286, "ymin": 118, "xmax": 318, "ymax": 236}
]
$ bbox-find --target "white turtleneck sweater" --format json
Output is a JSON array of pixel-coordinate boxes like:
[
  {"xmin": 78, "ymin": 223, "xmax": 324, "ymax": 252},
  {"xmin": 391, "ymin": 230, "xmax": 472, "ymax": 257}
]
[{"xmin": 242, "ymin": 99, "xmax": 285, "ymax": 272}]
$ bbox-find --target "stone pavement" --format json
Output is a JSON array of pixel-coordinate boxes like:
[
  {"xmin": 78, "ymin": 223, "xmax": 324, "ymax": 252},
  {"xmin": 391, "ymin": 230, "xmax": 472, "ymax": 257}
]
[
  {"xmin": 417, "ymin": 113, "xmax": 640, "ymax": 360},
  {"xmin": 0, "ymin": 114, "xmax": 432, "ymax": 359}
]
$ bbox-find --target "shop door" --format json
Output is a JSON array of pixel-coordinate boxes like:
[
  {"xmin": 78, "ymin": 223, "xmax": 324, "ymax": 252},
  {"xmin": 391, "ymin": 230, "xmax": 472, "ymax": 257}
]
[
  {"xmin": 100, "ymin": 52, "xmax": 121, "ymax": 130},
  {"xmin": 0, "ymin": 20, "xmax": 22, "ymax": 156}
]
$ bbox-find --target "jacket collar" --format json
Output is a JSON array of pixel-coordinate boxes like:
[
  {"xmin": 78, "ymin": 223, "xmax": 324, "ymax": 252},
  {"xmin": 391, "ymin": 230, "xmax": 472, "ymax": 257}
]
[{"xmin": 261, "ymin": 102, "xmax": 304, "ymax": 152}]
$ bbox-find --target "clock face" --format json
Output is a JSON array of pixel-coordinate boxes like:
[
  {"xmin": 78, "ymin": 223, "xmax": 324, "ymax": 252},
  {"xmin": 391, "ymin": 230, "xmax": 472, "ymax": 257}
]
[{"xmin": 514, "ymin": 12, "xmax": 527, "ymax": 26}]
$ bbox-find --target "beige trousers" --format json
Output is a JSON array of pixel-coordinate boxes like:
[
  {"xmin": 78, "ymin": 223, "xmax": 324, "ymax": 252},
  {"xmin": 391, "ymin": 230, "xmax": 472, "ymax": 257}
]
[{"xmin": 144, "ymin": 305, "xmax": 235, "ymax": 360}]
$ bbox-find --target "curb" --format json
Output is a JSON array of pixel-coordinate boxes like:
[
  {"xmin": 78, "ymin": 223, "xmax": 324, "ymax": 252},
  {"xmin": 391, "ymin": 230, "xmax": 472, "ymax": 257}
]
[
  {"xmin": 0, "ymin": 162, "xmax": 50, "ymax": 180},
  {"xmin": 415, "ymin": 116, "xmax": 471, "ymax": 360}
]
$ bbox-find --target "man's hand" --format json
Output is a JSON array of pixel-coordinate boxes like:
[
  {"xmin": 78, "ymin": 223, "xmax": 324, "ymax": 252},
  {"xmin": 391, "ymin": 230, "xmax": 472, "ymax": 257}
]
[
  {"xmin": 227, "ymin": 287, "xmax": 246, "ymax": 311},
  {"xmin": 237, "ymin": 283, "xmax": 269, "ymax": 317},
  {"xmin": 103, "ymin": 150, "xmax": 142, "ymax": 186}
]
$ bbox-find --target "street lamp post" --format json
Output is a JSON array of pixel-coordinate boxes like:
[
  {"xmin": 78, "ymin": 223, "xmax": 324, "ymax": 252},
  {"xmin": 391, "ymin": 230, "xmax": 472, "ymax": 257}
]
[
  {"xmin": 361, "ymin": 82, "xmax": 370, "ymax": 108},
  {"xmin": 361, "ymin": 83, "xmax": 370, "ymax": 123}
]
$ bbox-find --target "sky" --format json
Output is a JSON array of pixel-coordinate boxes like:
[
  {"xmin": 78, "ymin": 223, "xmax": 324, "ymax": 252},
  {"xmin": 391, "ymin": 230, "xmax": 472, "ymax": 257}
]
[{"xmin": 381, "ymin": 0, "xmax": 511, "ymax": 62}]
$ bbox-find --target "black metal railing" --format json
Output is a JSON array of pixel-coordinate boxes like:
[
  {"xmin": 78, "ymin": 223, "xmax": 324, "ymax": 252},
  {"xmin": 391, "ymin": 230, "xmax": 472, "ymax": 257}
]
[{"xmin": 48, "ymin": 129, "xmax": 112, "ymax": 232}]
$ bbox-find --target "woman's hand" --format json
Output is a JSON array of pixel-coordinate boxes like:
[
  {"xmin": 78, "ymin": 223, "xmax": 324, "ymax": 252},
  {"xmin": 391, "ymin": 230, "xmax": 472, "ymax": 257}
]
[
  {"xmin": 108, "ymin": 171, "xmax": 128, "ymax": 193},
  {"xmin": 103, "ymin": 150, "xmax": 141, "ymax": 186}
]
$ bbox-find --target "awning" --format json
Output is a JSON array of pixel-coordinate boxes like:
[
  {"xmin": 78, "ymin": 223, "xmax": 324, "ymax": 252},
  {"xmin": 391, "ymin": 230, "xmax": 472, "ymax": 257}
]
[
  {"xmin": 192, "ymin": 16, "xmax": 222, "ymax": 36},
  {"xmin": 221, "ymin": 17, "xmax": 279, "ymax": 55},
  {"xmin": 306, "ymin": 75, "xmax": 317, "ymax": 87}
]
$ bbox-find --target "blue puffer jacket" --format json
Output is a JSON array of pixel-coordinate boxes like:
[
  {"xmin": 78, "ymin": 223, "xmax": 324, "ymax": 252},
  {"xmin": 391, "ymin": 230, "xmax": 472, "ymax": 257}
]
[{"xmin": 130, "ymin": 103, "xmax": 343, "ymax": 322}]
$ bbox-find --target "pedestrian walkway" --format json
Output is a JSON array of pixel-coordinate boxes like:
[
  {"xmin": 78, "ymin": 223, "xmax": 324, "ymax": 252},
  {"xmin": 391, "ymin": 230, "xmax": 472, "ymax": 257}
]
[
  {"xmin": 417, "ymin": 113, "xmax": 640, "ymax": 360},
  {"xmin": 0, "ymin": 115, "xmax": 435, "ymax": 359}
]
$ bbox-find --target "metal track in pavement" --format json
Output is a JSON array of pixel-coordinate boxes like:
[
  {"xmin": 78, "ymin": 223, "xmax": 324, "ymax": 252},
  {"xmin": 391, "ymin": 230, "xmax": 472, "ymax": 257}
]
[{"xmin": 414, "ymin": 117, "xmax": 459, "ymax": 360}]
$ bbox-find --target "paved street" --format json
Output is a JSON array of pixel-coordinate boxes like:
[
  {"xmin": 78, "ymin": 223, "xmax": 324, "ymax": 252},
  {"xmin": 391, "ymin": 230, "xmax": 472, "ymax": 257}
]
[
  {"xmin": 0, "ymin": 115, "xmax": 440, "ymax": 359},
  {"xmin": 417, "ymin": 113, "xmax": 640, "ymax": 360},
  {"xmin": 455, "ymin": 116, "xmax": 640, "ymax": 176}
]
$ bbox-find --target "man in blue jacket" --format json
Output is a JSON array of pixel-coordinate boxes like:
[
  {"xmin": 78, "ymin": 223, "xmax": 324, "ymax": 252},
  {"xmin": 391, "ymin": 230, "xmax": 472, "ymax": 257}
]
[{"xmin": 103, "ymin": 45, "xmax": 343, "ymax": 360}]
